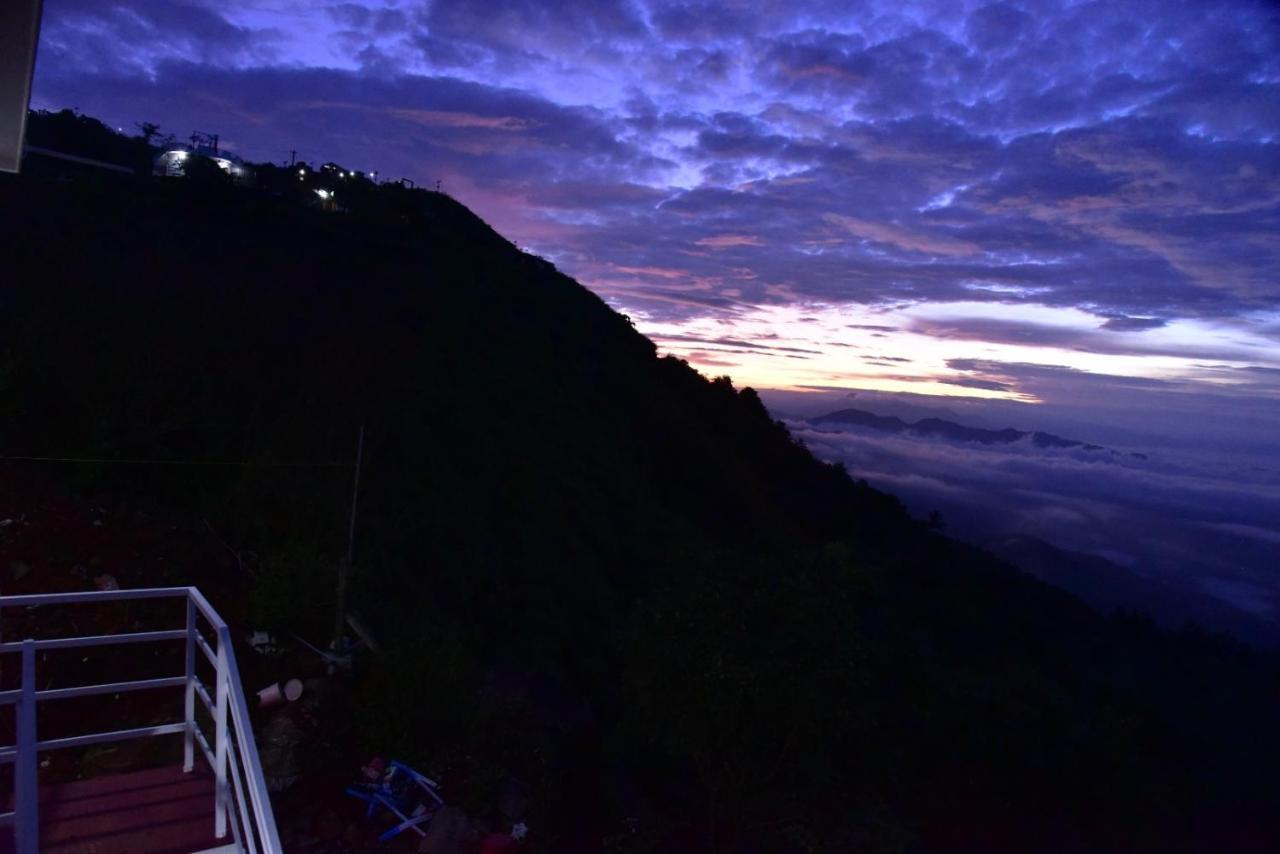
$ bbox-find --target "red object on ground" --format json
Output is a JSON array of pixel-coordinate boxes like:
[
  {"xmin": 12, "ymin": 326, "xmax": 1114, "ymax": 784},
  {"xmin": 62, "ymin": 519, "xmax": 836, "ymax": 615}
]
[
  {"xmin": 0, "ymin": 764, "xmax": 222, "ymax": 854},
  {"xmin": 480, "ymin": 832, "xmax": 516, "ymax": 854}
]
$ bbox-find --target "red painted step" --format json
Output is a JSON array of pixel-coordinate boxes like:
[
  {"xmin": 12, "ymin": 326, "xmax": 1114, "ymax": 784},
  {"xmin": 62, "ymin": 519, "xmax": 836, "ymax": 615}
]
[{"xmin": 2, "ymin": 764, "xmax": 224, "ymax": 854}]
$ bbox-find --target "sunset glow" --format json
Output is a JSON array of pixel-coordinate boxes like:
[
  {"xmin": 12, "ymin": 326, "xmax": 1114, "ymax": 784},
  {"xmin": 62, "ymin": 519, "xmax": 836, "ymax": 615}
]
[{"xmin": 31, "ymin": 0, "xmax": 1280, "ymax": 428}]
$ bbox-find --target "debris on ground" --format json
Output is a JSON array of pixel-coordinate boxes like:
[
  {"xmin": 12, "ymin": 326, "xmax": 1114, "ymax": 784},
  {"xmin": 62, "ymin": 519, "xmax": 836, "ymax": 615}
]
[
  {"xmin": 296, "ymin": 633, "xmax": 360, "ymax": 671},
  {"xmin": 260, "ymin": 712, "xmax": 304, "ymax": 792},
  {"xmin": 360, "ymin": 757, "xmax": 387, "ymax": 782},
  {"xmin": 248, "ymin": 630, "xmax": 285, "ymax": 656},
  {"xmin": 345, "ymin": 612, "xmax": 382, "ymax": 654}
]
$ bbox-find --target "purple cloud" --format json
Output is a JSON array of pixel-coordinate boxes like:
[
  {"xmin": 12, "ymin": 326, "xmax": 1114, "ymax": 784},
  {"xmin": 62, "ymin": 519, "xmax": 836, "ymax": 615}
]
[
  {"xmin": 28, "ymin": 0, "xmax": 1280, "ymax": 415},
  {"xmin": 1100, "ymin": 315, "xmax": 1167, "ymax": 332}
]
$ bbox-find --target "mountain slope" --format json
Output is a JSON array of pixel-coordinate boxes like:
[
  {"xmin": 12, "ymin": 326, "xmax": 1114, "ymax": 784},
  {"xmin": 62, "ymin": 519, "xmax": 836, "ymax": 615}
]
[
  {"xmin": 988, "ymin": 535, "xmax": 1280, "ymax": 648},
  {"xmin": 2, "ymin": 161, "xmax": 1278, "ymax": 850}
]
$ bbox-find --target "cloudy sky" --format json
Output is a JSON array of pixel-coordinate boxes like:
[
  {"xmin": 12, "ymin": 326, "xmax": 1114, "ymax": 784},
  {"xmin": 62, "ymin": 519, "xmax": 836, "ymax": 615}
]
[{"xmin": 31, "ymin": 0, "xmax": 1280, "ymax": 439}]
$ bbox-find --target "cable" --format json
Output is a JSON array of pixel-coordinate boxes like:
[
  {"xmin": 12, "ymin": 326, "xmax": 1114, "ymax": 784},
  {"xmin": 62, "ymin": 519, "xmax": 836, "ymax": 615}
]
[{"xmin": 0, "ymin": 454, "xmax": 350, "ymax": 468}]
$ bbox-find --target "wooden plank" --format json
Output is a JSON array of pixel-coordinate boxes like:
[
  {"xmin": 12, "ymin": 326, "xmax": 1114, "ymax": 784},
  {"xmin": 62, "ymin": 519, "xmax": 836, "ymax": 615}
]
[{"xmin": 0, "ymin": 764, "xmax": 221, "ymax": 854}]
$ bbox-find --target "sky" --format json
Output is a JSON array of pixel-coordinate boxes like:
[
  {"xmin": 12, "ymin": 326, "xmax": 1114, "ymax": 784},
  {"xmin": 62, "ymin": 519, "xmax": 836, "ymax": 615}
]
[{"xmin": 29, "ymin": 0, "xmax": 1280, "ymax": 445}]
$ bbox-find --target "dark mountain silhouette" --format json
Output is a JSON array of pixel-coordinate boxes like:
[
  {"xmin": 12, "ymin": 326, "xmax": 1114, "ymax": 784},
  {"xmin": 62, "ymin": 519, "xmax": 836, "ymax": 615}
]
[
  {"xmin": 824, "ymin": 397, "xmax": 978, "ymax": 427},
  {"xmin": 988, "ymin": 535, "xmax": 1280, "ymax": 648},
  {"xmin": 1, "ymin": 115, "xmax": 1277, "ymax": 850},
  {"xmin": 812, "ymin": 406, "xmax": 1149, "ymax": 458}
]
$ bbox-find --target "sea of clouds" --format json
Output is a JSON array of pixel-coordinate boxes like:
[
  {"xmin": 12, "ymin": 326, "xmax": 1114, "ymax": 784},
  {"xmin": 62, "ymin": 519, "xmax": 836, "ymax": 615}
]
[{"xmin": 786, "ymin": 416, "xmax": 1280, "ymax": 643}]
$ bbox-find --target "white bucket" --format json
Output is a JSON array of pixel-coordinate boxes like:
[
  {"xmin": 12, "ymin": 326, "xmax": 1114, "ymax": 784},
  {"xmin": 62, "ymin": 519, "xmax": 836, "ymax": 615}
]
[{"xmin": 257, "ymin": 678, "xmax": 304, "ymax": 707}]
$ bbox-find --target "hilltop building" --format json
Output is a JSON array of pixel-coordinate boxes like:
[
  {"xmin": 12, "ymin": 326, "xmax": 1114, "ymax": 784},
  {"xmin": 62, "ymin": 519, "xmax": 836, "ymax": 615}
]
[
  {"xmin": 321, "ymin": 161, "xmax": 364, "ymax": 180},
  {"xmin": 154, "ymin": 132, "xmax": 251, "ymax": 182}
]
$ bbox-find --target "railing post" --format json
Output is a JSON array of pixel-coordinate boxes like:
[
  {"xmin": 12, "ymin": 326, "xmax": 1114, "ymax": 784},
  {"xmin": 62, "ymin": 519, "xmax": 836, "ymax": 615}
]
[
  {"xmin": 214, "ymin": 632, "xmax": 230, "ymax": 838},
  {"xmin": 183, "ymin": 595, "xmax": 197, "ymax": 773},
  {"xmin": 15, "ymin": 639, "xmax": 38, "ymax": 854}
]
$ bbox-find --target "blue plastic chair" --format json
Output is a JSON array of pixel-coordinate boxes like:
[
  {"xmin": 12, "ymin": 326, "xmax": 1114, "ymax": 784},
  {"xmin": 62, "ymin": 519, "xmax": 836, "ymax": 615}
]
[{"xmin": 346, "ymin": 759, "xmax": 446, "ymax": 842}]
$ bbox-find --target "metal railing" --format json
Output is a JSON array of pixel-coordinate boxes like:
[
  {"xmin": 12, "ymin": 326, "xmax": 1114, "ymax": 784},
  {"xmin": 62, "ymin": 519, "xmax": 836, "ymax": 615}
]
[{"xmin": 0, "ymin": 587, "xmax": 282, "ymax": 854}]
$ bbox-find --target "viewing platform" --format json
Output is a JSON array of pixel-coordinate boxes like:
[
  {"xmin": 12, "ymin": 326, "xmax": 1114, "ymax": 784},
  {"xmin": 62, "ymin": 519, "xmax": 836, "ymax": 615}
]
[{"xmin": 0, "ymin": 588, "xmax": 281, "ymax": 853}]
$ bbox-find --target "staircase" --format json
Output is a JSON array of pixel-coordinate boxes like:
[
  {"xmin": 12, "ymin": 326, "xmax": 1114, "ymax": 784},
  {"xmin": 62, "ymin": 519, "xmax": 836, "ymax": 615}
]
[
  {"xmin": 0, "ymin": 588, "xmax": 282, "ymax": 853},
  {"xmin": 1, "ymin": 765, "xmax": 225, "ymax": 853}
]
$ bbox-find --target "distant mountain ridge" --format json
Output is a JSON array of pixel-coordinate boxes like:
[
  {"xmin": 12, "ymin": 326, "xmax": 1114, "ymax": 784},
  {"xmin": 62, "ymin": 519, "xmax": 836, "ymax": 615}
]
[{"xmin": 810, "ymin": 406, "xmax": 1147, "ymax": 458}]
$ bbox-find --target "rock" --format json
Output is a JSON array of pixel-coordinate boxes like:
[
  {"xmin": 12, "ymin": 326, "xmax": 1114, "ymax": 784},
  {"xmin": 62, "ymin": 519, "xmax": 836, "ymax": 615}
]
[{"xmin": 418, "ymin": 806, "xmax": 476, "ymax": 854}]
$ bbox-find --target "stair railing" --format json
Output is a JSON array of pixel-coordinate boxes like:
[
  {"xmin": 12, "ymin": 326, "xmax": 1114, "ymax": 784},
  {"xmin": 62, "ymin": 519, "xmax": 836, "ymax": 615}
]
[{"xmin": 0, "ymin": 587, "xmax": 282, "ymax": 854}]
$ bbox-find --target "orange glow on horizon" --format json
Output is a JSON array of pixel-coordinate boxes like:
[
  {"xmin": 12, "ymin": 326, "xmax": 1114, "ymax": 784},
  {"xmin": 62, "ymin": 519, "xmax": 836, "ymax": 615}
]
[{"xmin": 628, "ymin": 300, "xmax": 1280, "ymax": 405}]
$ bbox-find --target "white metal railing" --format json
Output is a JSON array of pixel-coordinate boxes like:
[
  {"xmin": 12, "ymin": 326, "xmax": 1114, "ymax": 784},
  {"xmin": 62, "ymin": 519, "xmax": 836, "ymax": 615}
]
[{"xmin": 0, "ymin": 587, "xmax": 282, "ymax": 854}]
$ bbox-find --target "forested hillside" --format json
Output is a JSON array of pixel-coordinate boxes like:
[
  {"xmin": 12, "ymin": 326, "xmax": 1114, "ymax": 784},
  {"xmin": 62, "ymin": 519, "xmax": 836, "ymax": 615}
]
[{"xmin": 2, "ymin": 141, "xmax": 1278, "ymax": 850}]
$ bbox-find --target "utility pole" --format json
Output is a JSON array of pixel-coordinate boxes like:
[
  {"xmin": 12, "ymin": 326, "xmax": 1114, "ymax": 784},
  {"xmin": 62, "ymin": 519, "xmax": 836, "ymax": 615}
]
[
  {"xmin": 289, "ymin": 149, "xmax": 297, "ymax": 167},
  {"xmin": 333, "ymin": 424, "xmax": 364, "ymax": 650}
]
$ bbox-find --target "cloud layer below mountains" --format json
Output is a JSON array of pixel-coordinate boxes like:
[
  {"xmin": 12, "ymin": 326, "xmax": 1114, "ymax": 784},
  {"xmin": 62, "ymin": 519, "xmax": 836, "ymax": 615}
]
[{"xmin": 786, "ymin": 415, "xmax": 1280, "ymax": 632}]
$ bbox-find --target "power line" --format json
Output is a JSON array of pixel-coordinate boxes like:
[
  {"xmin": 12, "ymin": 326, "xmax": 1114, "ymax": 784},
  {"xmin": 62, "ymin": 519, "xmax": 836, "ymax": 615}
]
[{"xmin": 0, "ymin": 454, "xmax": 350, "ymax": 468}]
